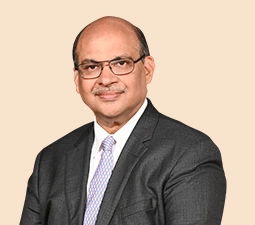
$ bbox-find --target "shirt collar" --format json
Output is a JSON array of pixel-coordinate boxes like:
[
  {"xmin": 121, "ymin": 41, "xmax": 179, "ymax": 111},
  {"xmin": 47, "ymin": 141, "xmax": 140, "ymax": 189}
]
[{"xmin": 93, "ymin": 99, "xmax": 148, "ymax": 154}]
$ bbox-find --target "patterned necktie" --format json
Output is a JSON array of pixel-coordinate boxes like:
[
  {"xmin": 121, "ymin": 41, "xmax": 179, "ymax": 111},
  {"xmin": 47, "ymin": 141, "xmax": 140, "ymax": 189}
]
[{"xmin": 83, "ymin": 135, "xmax": 115, "ymax": 225}]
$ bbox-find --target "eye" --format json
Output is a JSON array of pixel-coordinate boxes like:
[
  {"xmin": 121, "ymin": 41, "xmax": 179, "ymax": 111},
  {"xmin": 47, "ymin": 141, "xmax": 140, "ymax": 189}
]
[
  {"xmin": 117, "ymin": 60, "xmax": 127, "ymax": 66},
  {"xmin": 80, "ymin": 64, "xmax": 99, "ymax": 71},
  {"xmin": 112, "ymin": 59, "xmax": 131, "ymax": 68}
]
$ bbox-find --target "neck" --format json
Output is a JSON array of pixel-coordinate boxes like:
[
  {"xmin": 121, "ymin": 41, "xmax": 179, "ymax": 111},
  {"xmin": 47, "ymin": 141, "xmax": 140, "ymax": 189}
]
[
  {"xmin": 97, "ymin": 120, "xmax": 124, "ymax": 134},
  {"xmin": 95, "ymin": 98, "xmax": 147, "ymax": 134},
  {"xmin": 95, "ymin": 107, "xmax": 140, "ymax": 134}
]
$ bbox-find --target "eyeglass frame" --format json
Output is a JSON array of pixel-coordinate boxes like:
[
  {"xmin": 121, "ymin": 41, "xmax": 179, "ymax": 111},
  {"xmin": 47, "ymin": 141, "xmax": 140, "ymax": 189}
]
[{"xmin": 74, "ymin": 54, "xmax": 146, "ymax": 79}]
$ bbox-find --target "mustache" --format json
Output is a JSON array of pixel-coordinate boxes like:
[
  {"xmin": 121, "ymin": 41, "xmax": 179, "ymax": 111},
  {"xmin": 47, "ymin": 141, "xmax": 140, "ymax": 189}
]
[{"xmin": 92, "ymin": 85, "xmax": 127, "ymax": 95}]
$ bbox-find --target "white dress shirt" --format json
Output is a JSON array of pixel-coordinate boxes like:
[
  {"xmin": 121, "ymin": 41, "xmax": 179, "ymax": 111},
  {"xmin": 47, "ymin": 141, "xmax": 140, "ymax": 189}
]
[{"xmin": 87, "ymin": 99, "xmax": 148, "ymax": 192}]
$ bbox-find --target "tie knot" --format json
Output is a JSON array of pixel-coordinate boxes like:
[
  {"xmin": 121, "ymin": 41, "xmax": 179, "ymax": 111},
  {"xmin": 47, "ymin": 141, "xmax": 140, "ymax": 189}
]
[{"xmin": 102, "ymin": 136, "xmax": 115, "ymax": 152}]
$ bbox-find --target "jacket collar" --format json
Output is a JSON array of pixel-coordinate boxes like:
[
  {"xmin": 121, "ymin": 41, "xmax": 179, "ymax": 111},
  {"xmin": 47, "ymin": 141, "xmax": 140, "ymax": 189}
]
[{"xmin": 65, "ymin": 99, "xmax": 160, "ymax": 224}]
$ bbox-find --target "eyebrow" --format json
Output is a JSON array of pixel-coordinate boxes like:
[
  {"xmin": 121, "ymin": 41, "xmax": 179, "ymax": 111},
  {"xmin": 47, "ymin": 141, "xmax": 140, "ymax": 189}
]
[{"xmin": 79, "ymin": 54, "xmax": 130, "ymax": 65}]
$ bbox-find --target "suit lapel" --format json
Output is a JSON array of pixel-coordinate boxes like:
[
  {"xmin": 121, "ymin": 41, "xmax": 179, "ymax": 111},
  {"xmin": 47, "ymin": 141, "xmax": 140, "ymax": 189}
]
[
  {"xmin": 96, "ymin": 100, "xmax": 160, "ymax": 225},
  {"xmin": 64, "ymin": 123, "xmax": 94, "ymax": 224}
]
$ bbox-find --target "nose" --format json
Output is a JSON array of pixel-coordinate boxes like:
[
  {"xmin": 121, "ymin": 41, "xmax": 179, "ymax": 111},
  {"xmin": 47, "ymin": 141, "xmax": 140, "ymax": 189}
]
[
  {"xmin": 97, "ymin": 63, "xmax": 118, "ymax": 85},
  {"xmin": 100, "ymin": 62, "xmax": 112, "ymax": 74}
]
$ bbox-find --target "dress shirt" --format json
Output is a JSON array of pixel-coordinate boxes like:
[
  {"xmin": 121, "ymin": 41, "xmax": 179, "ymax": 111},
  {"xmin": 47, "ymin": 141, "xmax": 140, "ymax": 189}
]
[{"xmin": 86, "ymin": 99, "xmax": 148, "ymax": 192}]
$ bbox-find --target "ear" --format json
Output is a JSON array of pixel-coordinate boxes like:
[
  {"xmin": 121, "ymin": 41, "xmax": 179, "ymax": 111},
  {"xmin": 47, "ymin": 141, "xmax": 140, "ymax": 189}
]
[
  {"xmin": 74, "ymin": 69, "xmax": 80, "ymax": 93},
  {"xmin": 143, "ymin": 56, "xmax": 155, "ymax": 84}
]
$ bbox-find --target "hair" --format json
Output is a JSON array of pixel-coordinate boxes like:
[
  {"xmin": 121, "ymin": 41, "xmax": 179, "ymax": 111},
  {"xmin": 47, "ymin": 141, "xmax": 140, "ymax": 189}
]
[{"xmin": 72, "ymin": 22, "xmax": 150, "ymax": 70}]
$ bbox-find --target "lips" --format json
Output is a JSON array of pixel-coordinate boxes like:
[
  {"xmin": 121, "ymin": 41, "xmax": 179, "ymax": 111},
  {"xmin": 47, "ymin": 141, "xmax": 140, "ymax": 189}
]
[{"xmin": 96, "ymin": 91, "xmax": 124, "ymax": 101}]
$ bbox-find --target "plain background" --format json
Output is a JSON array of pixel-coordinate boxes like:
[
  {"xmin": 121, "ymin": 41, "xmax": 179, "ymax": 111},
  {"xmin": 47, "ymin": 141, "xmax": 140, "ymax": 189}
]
[{"xmin": 1, "ymin": 1, "xmax": 254, "ymax": 224}]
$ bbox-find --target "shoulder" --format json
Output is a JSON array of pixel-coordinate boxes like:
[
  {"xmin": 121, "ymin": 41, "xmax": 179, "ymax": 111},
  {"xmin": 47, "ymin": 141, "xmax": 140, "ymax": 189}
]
[
  {"xmin": 39, "ymin": 122, "xmax": 94, "ymax": 157},
  {"xmin": 145, "ymin": 99, "xmax": 212, "ymax": 144},
  {"xmin": 157, "ymin": 113, "xmax": 210, "ymax": 142},
  {"xmin": 142, "ymin": 99, "xmax": 217, "ymax": 153},
  {"xmin": 153, "ymin": 113, "xmax": 223, "ymax": 165}
]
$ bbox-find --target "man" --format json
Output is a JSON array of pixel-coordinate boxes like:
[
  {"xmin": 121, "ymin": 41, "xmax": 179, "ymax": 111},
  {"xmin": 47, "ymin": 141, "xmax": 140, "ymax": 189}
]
[{"xmin": 20, "ymin": 16, "xmax": 226, "ymax": 225}]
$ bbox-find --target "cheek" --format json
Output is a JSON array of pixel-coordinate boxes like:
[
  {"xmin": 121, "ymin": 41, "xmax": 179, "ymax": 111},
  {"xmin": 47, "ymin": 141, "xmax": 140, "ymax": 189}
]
[
  {"xmin": 134, "ymin": 70, "xmax": 148, "ymax": 88},
  {"xmin": 77, "ymin": 79, "xmax": 94, "ymax": 100},
  {"xmin": 127, "ymin": 76, "xmax": 147, "ymax": 98}
]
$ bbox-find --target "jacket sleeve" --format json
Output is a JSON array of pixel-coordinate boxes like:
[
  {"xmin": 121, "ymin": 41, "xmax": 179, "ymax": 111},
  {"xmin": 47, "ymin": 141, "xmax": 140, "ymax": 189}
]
[
  {"xmin": 164, "ymin": 139, "xmax": 227, "ymax": 225},
  {"xmin": 20, "ymin": 152, "xmax": 42, "ymax": 225}
]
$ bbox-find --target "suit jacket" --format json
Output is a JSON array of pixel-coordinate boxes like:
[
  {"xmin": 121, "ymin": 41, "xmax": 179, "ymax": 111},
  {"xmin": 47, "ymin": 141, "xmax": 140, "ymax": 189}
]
[{"xmin": 20, "ymin": 99, "xmax": 226, "ymax": 225}]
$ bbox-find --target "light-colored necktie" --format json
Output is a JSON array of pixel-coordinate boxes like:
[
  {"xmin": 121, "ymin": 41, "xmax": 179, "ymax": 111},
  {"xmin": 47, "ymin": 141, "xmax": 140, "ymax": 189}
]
[{"xmin": 83, "ymin": 135, "xmax": 115, "ymax": 225}]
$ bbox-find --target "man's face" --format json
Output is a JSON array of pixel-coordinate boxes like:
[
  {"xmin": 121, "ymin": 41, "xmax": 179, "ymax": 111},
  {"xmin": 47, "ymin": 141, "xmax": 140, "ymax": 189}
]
[{"xmin": 74, "ymin": 20, "xmax": 155, "ymax": 131}]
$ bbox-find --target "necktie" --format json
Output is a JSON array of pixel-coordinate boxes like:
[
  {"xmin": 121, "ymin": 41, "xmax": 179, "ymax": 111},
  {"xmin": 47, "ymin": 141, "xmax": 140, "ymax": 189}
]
[{"xmin": 83, "ymin": 135, "xmax": 115, "ymax": 225}]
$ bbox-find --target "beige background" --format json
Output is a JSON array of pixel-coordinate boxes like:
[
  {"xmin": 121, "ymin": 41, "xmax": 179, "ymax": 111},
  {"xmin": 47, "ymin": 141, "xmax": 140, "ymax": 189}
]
[{"xmin": 1, "ymin": 1, "xmax": 254, "ymax": 224}]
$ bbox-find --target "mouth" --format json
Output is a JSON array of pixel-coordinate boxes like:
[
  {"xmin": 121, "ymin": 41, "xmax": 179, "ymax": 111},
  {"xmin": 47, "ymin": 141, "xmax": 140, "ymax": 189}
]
[{"xmin": 96, "ymin": 91, "xmax": 124, "ymax": 101}]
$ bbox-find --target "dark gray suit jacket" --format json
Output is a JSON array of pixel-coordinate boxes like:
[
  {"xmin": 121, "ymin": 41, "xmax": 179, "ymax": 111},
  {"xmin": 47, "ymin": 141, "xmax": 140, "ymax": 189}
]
[{"xmin": 20, "ymin": 99, "xmax": 226, "ymax": 225}]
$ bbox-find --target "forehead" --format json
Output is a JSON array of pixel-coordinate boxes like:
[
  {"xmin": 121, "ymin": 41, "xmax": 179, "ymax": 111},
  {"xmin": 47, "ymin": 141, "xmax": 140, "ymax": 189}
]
[{"xmin": 76, "ymin": 19, "xmax": 140, "ymax": 61}]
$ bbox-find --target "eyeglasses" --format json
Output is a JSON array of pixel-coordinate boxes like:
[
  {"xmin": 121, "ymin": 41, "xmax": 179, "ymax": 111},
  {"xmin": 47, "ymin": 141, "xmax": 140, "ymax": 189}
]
[{"xmin": 76, "ymin": 55, "xmax": 145, "ymax": 79}]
